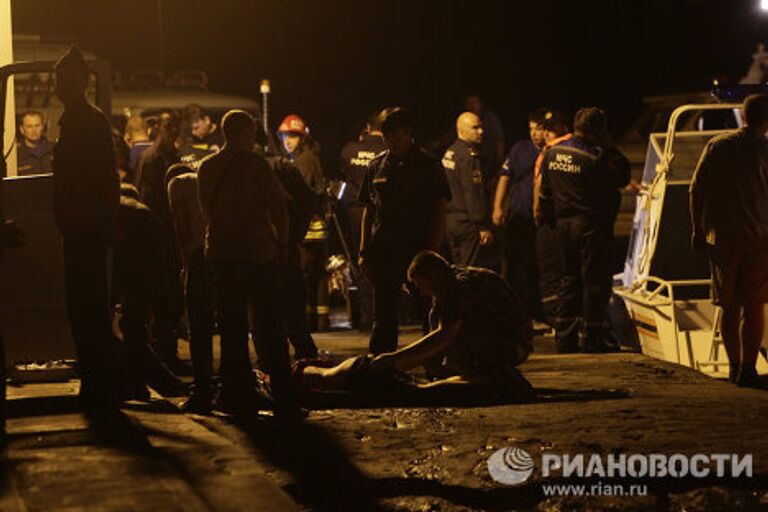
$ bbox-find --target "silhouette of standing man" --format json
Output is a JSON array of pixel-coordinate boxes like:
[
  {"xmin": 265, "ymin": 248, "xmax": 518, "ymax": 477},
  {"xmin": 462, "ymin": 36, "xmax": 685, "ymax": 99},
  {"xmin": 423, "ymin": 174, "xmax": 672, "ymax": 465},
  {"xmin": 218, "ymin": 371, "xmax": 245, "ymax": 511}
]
[{"xmin": 52, "ymin": 46, "xmax": 121, "ymax": 410}]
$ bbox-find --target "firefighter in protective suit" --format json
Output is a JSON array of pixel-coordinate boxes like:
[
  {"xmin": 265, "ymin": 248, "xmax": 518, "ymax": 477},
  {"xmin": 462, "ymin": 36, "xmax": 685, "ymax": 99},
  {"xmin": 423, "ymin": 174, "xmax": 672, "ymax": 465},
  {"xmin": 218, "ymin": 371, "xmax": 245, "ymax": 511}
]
[
  {"xmin": 278, "ymin": 115, "xmax": 330, "ymax": 332},
  {"xmin": 536, "ymin": 108, "xmax": 629, "ymax": 353},
  {"xmin": 442, "ymin": 112, "xmax": 494, "ymax": 267}
]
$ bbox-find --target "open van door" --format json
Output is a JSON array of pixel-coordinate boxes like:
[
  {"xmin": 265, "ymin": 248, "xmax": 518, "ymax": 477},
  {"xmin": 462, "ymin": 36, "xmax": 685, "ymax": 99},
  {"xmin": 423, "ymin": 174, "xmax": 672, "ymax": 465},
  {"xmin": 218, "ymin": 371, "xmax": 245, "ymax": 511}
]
[{"xmin": 0, "ymin": 59, "xmax": 111, "ymax": 365}]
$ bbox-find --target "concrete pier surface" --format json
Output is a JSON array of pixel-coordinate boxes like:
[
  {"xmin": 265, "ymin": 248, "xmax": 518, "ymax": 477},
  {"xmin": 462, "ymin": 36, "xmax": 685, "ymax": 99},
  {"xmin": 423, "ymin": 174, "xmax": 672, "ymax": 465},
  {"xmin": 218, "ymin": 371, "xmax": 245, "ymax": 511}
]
[{"xmin": 3, "ymin": 329, "xmax": 767, "ymax": 511}]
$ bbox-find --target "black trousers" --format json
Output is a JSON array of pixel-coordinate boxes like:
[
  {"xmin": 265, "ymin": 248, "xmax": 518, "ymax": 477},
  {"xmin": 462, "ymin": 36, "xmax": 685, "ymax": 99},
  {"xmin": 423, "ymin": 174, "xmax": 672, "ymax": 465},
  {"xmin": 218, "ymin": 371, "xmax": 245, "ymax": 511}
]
[
  {"xmin": 62, "ymin": 237, "xmax": 120, "ymax": 404},
  {"xmin": 501, "ymin": 217, "xmax": 542, "ymax": 320},
  {"xmin": 281, "ymin": 246, "xmax": 318, "ymax": 359},
  {"xmin": 120, "ymin": 275, "xmax": 183, "ymax": 395},
  {"xmin": 155, "ymin": 228, "xmax": 184, "ymax": 360},
  {"xmin": 554, "ymin": 217, "xmax": 613, "ymax": 347},
  {"xmin": 346, "ymin": 204, "xmax": 374, "ymax": 330},
  {"xmin": 368, "ymin": 250, "xmax": 414, "ymax": 354},
  {"xmin": 185, "ymin": 249, "xmax": 216, "ymax": 393},
  {"xmin": 214, "ymin": 260, "xmax": 295, "ymax": 407},
  {"xmin": 535, "ymin": 223, "xmax": 563, "ymax": 325},
  {"xmin": 299, "ymin": 241, "xmax": 329, "ymax": 330},
  {"xmin": 446, "ymin": 215, "xmax": 497, "ymax": 269}
]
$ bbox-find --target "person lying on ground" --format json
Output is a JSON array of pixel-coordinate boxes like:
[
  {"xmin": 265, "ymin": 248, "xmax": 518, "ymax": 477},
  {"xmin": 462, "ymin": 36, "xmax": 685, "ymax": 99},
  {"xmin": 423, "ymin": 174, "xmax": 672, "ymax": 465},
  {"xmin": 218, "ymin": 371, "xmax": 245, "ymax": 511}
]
[{"xmin": 289, "ymin": 251, "xmax": 535, "ymax": 401}]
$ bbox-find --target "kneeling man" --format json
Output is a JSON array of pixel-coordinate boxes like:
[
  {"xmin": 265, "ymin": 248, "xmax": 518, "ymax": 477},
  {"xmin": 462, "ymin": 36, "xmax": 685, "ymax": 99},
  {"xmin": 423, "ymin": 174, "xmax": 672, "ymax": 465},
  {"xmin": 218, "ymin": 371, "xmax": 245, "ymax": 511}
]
[{"xmin": 298, "ymin": 251, "xmax": 534, "ymax": 398}]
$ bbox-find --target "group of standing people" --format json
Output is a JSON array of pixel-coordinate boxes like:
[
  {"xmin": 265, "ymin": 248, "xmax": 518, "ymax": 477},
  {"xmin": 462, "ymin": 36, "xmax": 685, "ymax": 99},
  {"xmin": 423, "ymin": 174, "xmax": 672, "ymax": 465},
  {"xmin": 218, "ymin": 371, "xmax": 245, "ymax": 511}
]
[
  {"xmin": 51, "ymin": 46, "xmax": 316, "ymax": 416},
  {"xmin": 357, "ymin": 101, "xmax": 631, "ymax": 359},
  {"xmin": 49, "ymin": 40, "xmax": 639, "ymax": 418}
]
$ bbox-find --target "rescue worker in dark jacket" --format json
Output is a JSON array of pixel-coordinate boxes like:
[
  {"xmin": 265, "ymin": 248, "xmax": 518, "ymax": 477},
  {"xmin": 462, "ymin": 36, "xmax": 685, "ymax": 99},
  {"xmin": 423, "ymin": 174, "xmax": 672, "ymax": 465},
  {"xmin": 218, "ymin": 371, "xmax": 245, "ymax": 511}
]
[
  {"xmin": 179, "ymin": 104, "xmax": 224, "ymax": 165},
  {"xmin": 536, "ymin": 108, "xmax": 630, "ymax": 353},
  {"xmin": 340, "ymin": 111, "xmax": 388, "ymax": 254},
  {"xmin": 532, "ymin": 112, "xmax": 571, "ymax": 326},
  {"xmin": 442, "ymin": 111, "xmax": 494, "ymax": 267},
  {"xmin": 339, "ymin": 111, "xmax": 387, "ymax": 330},
  {"xmin": 278, "ymin": 114, "xmax": 330, "ymax": 331},
  {"xmin": 52, "ymin": 46, "xmax": 121, "ymax": 411},
  {"xmin": 359, "ymin": 107, "xmax": 451, "ymax": 354}
]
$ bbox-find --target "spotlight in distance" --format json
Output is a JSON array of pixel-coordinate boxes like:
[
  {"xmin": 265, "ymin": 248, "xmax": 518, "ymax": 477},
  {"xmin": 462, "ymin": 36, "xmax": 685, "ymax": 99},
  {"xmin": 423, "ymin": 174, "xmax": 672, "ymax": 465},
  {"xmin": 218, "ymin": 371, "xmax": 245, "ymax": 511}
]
[
  {"xmin": 260, "ymin": 79, "xmax": 271, "ymax": 94},
  {"xmin": 762, "ymin": 0, "xmax": 768, "ymax": 12}
]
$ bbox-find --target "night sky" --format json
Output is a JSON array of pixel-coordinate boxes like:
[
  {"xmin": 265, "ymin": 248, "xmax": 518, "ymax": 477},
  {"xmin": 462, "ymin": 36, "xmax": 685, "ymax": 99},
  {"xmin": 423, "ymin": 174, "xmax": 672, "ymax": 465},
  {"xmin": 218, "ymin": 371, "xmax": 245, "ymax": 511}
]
[{"xmin": 10, "ymin": 0, "xmax": 767, "ymax": 166}]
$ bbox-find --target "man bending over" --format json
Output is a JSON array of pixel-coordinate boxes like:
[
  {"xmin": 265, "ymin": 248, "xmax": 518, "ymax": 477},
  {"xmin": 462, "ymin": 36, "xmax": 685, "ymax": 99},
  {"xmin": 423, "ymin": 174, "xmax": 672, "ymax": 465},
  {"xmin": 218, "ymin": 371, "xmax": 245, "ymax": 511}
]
[{"xmin": 297, "ymin": 251, "xmax": 534, "ymax": 399}]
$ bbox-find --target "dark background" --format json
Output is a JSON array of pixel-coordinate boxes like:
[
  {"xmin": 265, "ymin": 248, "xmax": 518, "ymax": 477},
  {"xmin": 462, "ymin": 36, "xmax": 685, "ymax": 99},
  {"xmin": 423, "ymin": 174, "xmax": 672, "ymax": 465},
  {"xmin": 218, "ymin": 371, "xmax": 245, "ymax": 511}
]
[{"xmin": 11, "ymin": 0, "xmax": 767, "ymax": 168}]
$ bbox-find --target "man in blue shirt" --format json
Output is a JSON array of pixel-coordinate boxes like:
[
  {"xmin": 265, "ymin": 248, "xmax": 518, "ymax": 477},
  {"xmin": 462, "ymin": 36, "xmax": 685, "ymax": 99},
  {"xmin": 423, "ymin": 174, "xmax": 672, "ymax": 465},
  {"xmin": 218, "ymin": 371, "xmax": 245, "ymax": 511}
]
[{"xmin": 492, "ymin": 109, "xmax": 548, "ymax": 321}]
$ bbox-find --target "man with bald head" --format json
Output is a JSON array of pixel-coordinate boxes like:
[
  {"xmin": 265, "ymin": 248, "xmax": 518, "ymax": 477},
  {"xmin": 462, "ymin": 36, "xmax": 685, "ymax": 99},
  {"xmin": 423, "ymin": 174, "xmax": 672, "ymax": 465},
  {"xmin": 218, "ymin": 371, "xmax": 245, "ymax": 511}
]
[
  {"xmin": 198, "ymin": 109, "xmax": 299, "ymax": 418},
  {"xmin": 442, "ymin": 112, "xmax": 494, "ymax": 267}
]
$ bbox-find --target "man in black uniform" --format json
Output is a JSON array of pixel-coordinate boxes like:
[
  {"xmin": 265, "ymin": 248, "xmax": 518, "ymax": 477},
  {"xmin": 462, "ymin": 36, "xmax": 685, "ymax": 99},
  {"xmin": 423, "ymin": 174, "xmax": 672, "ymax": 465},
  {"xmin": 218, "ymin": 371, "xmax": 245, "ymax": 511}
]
[
  {"xmin": 359, "ymin": 107, "xmax": 451, "ymax": 354},
  {"xmin": 340, "ymin": 111, "xmax": 388, "ymax": 254},
  {"xmin": 52, "ymin": 46, "xmax": 121, "ymax": 410},
  {"xmin": 179, "ymin": 104, "xmax": 224, "ymax": 165},
  {"xmin": 537, "ymin": 108, "xmax": 630, "ymax": 353},
  {"xmin": 442, "ymin": 111, "xmax": 494, "ymax": 267},
  {"xmin": 340, "ymin": 111, "xmax": 387, "ymax": 330}
]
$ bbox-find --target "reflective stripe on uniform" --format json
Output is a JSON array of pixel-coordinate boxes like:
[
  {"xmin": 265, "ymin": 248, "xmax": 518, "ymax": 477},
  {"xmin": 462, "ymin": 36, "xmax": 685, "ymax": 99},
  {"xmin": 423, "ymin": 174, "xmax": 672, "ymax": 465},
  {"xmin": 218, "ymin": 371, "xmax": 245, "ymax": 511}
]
[{"xmin": 304, "ymin": 218, "xmax": 328, "ymax": 240}]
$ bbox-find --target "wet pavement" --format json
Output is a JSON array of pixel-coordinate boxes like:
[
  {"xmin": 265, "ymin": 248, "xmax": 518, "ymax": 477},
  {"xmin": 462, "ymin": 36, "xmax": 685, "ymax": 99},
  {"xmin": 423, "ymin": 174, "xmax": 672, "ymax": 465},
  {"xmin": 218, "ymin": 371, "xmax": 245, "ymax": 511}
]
[{"xmin": 3, "ymin": 328, "xmax": 768, "ymax": 511}]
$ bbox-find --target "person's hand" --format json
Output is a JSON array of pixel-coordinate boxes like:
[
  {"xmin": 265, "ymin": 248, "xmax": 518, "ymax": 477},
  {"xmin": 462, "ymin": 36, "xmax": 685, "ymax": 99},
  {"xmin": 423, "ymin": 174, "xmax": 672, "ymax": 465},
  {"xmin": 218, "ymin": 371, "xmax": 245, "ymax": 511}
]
[
  {"xmin": 625, "ymin": 180, "xmax": 642, "ymax": 195},
  {"xmin": 492, "ymin": 208, "xmax": 504, "ymax": 227},
  {"xmin": 691, "ymin": 232, "xmax": 708, "ymax": 252},
  {"xmin": 479, "ymin": 230, "xmax": 494, "ymax": 246}
]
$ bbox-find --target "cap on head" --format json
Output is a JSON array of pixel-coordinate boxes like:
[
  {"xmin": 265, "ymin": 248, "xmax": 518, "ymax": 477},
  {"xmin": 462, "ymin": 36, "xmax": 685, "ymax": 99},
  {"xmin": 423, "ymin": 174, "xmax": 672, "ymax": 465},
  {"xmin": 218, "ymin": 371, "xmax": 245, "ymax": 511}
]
[
  {"xmin": 528, "ymin": 108, "xmax": 550, "ymax": 125},
  {"xmin": 54, "ymin": 45, "xmax": 89, "ymax": 83},
  {"xmin": 539, "ymin": 109, "xmax": 567, "ymax": 132},
  {"xmin": 367, "ymin": 109, "xmax": 386, "ymax": 133},
  {"xmin": 380, "ymin": 107, "xmax": 414, "ymax": 134},
  {"xmin": 277, "ymin": 114, "xmax": 309, "ymax": 136}
]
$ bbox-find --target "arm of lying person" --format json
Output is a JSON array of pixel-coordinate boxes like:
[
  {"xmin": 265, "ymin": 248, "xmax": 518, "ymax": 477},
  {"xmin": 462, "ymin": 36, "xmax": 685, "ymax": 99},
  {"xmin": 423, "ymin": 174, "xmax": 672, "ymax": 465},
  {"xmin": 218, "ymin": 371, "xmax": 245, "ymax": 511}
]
[{"xmin": 371, "ymin": 319, "xmax": 462, "ymax": 373}]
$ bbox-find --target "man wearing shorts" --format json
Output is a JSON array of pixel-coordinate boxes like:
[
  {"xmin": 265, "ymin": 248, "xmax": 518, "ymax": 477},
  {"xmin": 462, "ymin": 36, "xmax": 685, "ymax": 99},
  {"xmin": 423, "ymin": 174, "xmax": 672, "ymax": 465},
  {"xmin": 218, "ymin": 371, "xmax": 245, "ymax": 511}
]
[{"xmin": 690, "ymin": 93, "xmax": 768, "ymax": 388}]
